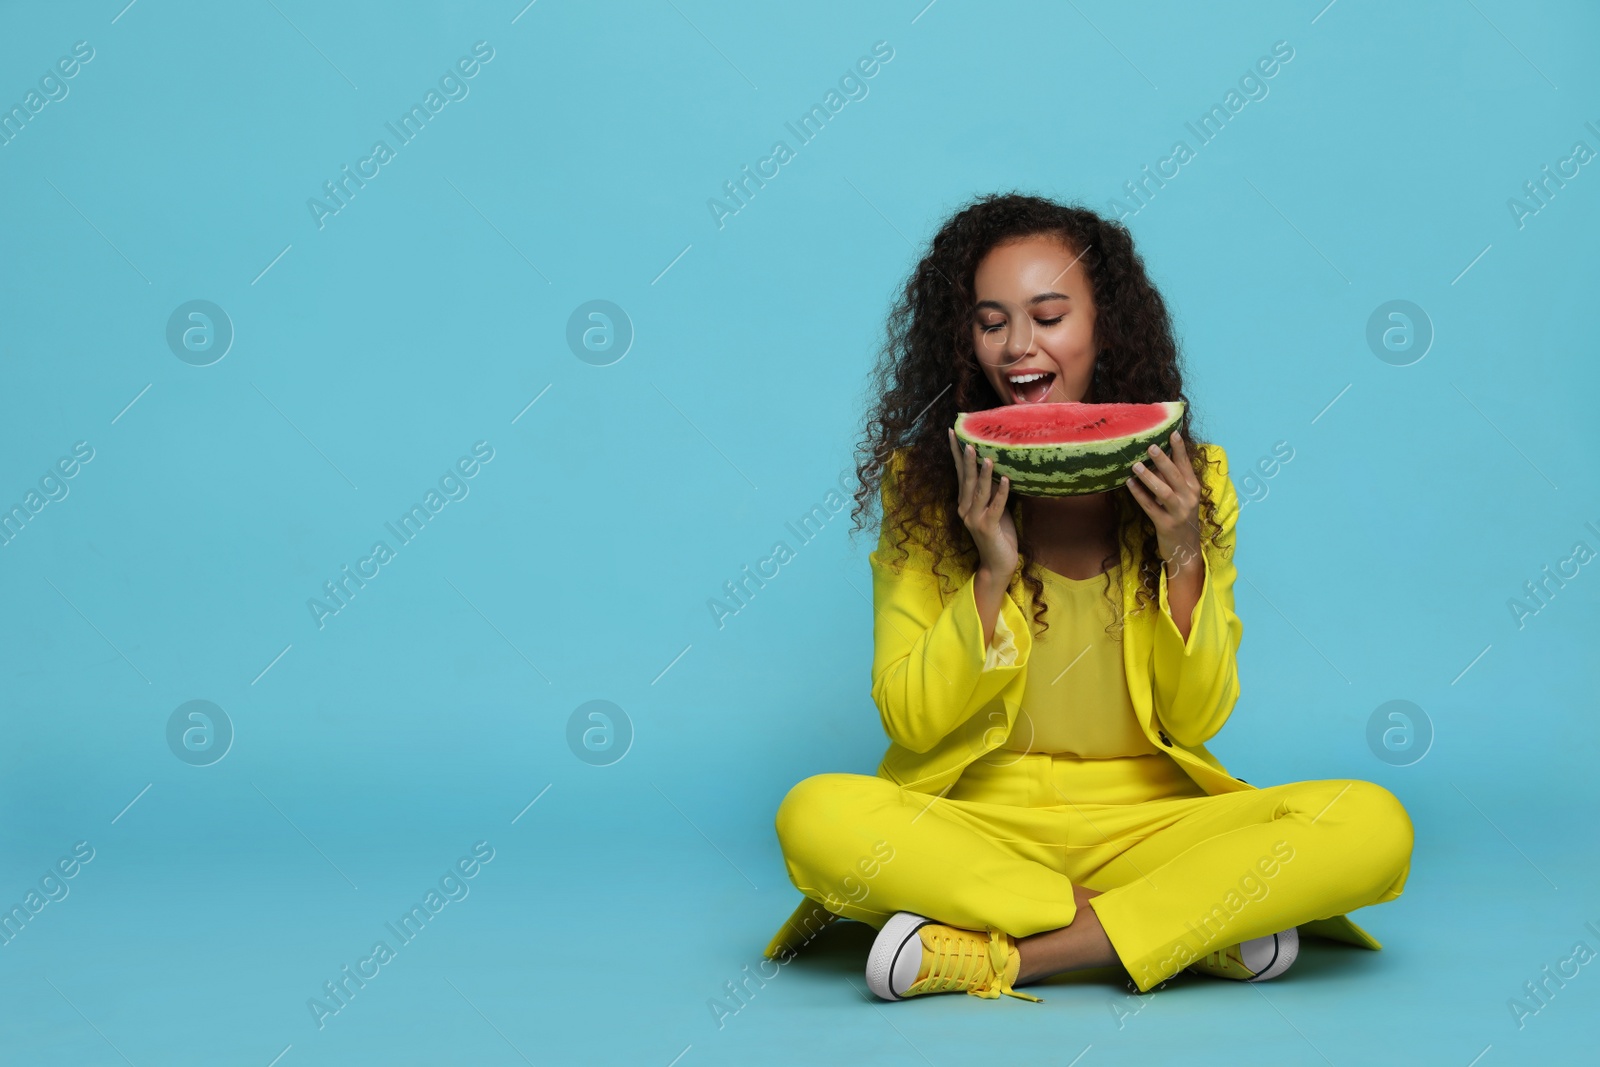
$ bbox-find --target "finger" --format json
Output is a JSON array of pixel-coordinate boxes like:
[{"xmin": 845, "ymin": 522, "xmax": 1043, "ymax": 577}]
[
  {"xmin": 1169, "ymin": 430, "xmax": 1199, "ymax": 491},
  {"xmin": 1143, "ymin": 439, "xmax": 1184, "ymax": 488},
  {"xmin": 1163, "ymin": 431, "xmax": 1203, "ymax": 535},
  {"xmin": 1125, "ymin": 473, "xmax": 1156, "ymax": 517},
  {"xmin": 966, "ymin": 441, "xmax": 979, "ymax": 511},
  {"xmin": 1168, "ymin": 429, "xmax": 1190, "ymax": 471},
  {"xmin": 1130, "ymin": 457, "xmax": 1176, "ymax": 507},
  {"xmin": 948, "ymin": 430, "xmax": 966, "ymax": 499},
  {"xmin": 972, "ymin": 453, "xmax": 995, "ymax": 513},
  {"xmin": 947, "ymin": 438, "xmax": 972, "ymax": 511},
  {"xmin": 959, "ymin": 442, "xmax": 981, "ymax": 514},
  {"xmin": 985, "ymin": 473, "xmax": 1010, "ymax": 518}
]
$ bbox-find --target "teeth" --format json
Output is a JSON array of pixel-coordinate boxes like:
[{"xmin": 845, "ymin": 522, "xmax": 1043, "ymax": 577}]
[{"xmin": 1007, "ymin": 372, "xmax": 1049, "ymax": 384}]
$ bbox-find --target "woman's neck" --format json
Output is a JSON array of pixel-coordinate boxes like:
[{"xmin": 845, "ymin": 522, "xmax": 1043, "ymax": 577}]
[{"xmin": 1020, "ymin": 491, "xmax": 1117, "ymax": 533}]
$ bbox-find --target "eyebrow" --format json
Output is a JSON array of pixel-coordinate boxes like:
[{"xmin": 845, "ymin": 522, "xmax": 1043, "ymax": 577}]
[{"xmin": 973, "ymin": 292, "xmax": 1072, "ymax": 312}]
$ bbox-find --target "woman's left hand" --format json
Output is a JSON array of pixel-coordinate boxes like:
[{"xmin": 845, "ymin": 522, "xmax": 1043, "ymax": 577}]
[{"xmin": 1126, "ymin": 430, "xmax": 1202, "ymax": 570}]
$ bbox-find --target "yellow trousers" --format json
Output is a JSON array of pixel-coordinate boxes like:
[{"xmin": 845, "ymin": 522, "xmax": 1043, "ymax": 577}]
[{"xmin": 774, "ymin": 750, "xmax": 1413, "ymax": 992}]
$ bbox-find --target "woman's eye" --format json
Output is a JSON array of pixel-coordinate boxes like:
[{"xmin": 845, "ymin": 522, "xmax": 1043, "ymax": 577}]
[{"xmin": 980, "ymin": 315, "xmax": 1061, "ymax": 333}]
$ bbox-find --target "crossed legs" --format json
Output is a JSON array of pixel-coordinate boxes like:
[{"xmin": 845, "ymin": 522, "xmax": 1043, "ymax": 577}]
[{"xmin": 775, "ymin": 771, "xmax": 1412, "ymax": 991}]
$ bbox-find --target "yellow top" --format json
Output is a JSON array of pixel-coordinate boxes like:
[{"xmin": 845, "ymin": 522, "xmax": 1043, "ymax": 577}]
[{"xmin": 997, "ymin": 563, "xmax": 1163, "ymax": 758}]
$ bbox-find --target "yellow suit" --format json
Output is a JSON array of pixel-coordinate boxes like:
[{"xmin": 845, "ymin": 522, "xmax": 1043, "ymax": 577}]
[{"xmin": 765, "ymin": 443, "xmax": 1408, "ymax": 985}]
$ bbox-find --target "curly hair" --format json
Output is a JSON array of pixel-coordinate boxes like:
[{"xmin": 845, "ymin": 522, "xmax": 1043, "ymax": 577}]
[{"xmin": 843, "ymin": 191, "xmax": 1225, "ymax": 638}]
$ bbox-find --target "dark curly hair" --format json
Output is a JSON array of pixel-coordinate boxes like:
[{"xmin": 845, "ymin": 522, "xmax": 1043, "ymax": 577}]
[{"xmin": 843, "ymin": 191, "xmax": 1225, "ymax": 637}]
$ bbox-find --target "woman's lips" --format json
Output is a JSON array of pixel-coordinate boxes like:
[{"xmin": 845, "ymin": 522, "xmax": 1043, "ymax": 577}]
[{"xmin": 1008, "ymin": 371, "xmax": 1055, "ymax": 404}]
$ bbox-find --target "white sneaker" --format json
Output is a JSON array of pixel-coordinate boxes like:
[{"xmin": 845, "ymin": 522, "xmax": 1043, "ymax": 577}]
[{"xmin": 1187, "ymin": 927, "xmax": 1299, "ymax": 981}]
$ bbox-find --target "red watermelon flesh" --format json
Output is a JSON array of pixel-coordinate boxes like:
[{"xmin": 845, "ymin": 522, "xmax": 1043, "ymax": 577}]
[{"xmin": 953, "ymin": 400, "xmax": 1186, "ymax": 497}]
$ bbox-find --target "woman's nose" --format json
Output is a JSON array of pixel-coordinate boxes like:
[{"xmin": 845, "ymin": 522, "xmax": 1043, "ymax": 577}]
[{"xmin": 1004, "ymin": 318, "xmax": 1037, "ymax": 360}]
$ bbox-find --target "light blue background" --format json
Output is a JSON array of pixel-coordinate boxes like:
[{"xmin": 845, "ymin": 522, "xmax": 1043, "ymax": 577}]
[{"xmin": 2, "ymin": 1, "xmax": 1596, "ymax": 1063}]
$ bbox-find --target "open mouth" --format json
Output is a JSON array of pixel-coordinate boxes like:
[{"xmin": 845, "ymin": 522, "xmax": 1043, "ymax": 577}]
[{"xmin": 1007, "ymin": 370, "xmax": 1056, "ymax": 404}]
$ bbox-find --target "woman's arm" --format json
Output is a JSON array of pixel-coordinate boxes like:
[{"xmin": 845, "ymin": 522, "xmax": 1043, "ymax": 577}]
[
  {"xmin": 1161, "ymin": 541, "xmax": 1205, "ymax": 641},
  {"xmin": 972, "ymin": 565, "xmax": 1013, "ymax": 651},
  {"xmin": 869, "ymin": 460, "xmax": 1034, "ymax": 754},
  {"xmin": 1145, "ymin": 444, "xmax": 1244, "ymax": 747}
]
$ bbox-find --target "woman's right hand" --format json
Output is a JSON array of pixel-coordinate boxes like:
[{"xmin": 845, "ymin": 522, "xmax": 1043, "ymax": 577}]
[{"xmin": 948, "ymin": 428, "xmax": 1017, "ymax": 580}]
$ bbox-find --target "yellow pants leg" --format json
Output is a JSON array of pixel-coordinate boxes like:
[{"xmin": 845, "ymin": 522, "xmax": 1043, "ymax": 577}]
[
  {"xmin": 774, "ymin": 771, "xmax": 1083, "ymax": 935},
  {"xmin": 1087, "ymin": 777, "xmax": 1413, "ymax": 991},
  {"xmin": 774, "ymin": 760, "xmax": 1412, "ymax": 993}
]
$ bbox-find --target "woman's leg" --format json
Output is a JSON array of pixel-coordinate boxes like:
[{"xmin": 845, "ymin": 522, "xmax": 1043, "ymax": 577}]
[
  {"xmin": 1081, "ymin": 778, "xmax": 1413, "ymax": 992},
  {"xmin": 1015, "ymin": 884, "xmax": 1119, "ymax": 983},
  {"xmin": 774, "ymin": 772, "xmax": 1083, "ymax": 937}
]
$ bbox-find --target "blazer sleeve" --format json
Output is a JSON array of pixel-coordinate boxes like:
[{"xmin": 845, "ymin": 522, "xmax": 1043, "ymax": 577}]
[
  {"xmin": 1150, "ymin": 443, "xmax": 1243, "ymax": 748},
  {"xmin": 869, "ymin": 457, "xmax": 1034, "ymax": 754}
]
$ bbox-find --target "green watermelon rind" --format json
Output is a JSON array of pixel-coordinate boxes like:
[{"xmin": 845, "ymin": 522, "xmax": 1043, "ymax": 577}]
[{"xmin": 953, "ymin": 401, "xmax": 1186, "ymax": 497}]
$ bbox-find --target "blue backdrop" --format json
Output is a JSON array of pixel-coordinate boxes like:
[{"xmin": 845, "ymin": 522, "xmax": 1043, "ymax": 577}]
[{"xmin": 1, "ymin": 1, "xmax": 1596, "ymax": 1064}]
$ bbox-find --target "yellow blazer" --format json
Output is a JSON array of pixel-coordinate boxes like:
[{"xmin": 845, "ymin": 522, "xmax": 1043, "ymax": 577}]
[{"xmin": 764, "ymin": 442, "xmax": 1381, "ymax": 960}]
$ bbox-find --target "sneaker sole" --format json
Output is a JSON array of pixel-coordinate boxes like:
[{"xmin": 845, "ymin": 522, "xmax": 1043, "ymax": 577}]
[{"xmin": 866, "ymin": 912, "xmax": 934, "ymax": 1001}]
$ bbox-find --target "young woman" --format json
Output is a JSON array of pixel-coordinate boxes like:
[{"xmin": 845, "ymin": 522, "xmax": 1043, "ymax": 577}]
[{"xmin": 764, "ymin": 193, "xmax": 1413, "ymax": 1003}]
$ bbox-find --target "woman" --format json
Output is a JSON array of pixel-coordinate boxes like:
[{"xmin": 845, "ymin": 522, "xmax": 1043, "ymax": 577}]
[{"xmin": 765, "ymin": 193, "xmax": 1413, "ymax": 1003}]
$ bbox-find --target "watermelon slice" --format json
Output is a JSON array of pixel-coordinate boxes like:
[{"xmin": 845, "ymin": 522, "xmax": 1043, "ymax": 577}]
[{"xmin": 953, "ymin": 400, "xmax": 1185, "ymax": 497}]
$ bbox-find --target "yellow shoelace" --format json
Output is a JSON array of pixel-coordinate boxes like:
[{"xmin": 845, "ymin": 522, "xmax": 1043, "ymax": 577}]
[
  {"xmin": 1194, "ymin": 943, "xmax": 1252, "ymax": 979},
  {"xmin": 904, "ymin": 924, "xmax": 1044, "ymax": 1003}
]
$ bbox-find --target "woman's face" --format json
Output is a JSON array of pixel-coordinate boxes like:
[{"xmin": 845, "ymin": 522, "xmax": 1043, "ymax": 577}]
[{"xmin": 969, "ymin": 233, "xmax": 1099, "ymax": 405}]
